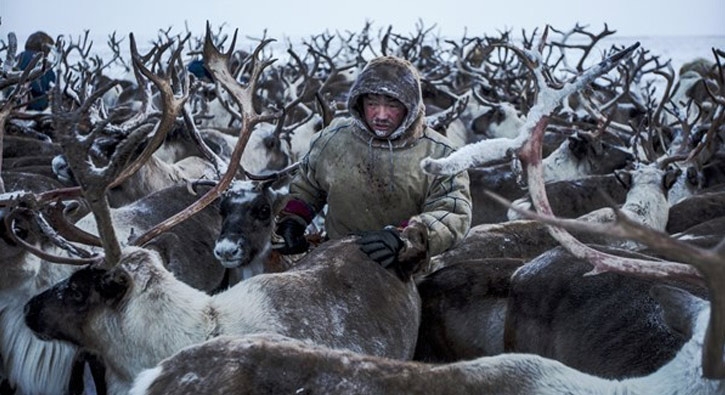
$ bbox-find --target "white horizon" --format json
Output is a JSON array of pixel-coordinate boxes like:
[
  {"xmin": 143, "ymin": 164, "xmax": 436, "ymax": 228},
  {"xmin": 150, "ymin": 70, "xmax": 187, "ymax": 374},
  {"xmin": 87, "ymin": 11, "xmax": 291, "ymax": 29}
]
[{"xmin": 3, "ymin": 0, "xmax": 724, "ymax": 46}]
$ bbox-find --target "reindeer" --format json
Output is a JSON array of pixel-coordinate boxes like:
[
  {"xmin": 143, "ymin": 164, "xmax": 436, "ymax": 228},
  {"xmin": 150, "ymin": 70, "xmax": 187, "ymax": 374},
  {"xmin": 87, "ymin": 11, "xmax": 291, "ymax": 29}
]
[
  {"xmin": 415, "ymin": 31, "xmax": 721, "ymax": 379},
  {"xmin": 52, "ymin": 150, "xmax": 218, "ymax": 208},
  {"xmin": 418, "ymin": 234, "xmax": 706, "ymax": 375},
  {"xmin": 414, "ymin": 257, "xmax": 524, "ymax": 362},
  {"xmin": 129, "ymin": 285, "xmax": 722, "ymax": 395},
  {"xmin": 14, "ymin": 25, "xmax": 423, "ymax": 395},
  {"xmin": 502, "ymin": 244, "xmax": 708, "ymax": 378},
  {"xmin": 24, "ymin": 238, "xmax": 422, "ymax": 394},
  {"xmin": 423, "ymin": 27, "xmax": 724, "ymax": 382},
  {"xmin": 0, "ymin": 29, "xmax": 224, "ymax": 394},
  {"xmin": 0, "ymin": 186, "xmax": 108, "ymax": 395},
  {"xmin": 0, "ymin": 208, "xmax": 84, "ymax": 395},
  {"xmin": 65, "ymin": 183, "xmax": 227, "ymax": 293},
  {"xmin": 212, "ymin": 175, "xmax": 298, "ymax": 281}
]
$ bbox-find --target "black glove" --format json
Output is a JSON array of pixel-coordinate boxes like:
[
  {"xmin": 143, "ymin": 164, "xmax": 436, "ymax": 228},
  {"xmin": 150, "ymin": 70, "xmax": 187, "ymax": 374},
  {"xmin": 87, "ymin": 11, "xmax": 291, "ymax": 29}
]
[
  {"xmin": 357, "ymin": 228, "xmax": 403, "ymax": 268},
  {"xmin": 275, "ymin": 218, "xmax": 309, "ymax": 255}
]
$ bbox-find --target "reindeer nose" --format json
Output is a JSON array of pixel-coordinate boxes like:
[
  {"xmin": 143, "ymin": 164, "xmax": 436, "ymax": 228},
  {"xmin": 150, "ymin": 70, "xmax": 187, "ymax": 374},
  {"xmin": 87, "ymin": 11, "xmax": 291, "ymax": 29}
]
[
  {"xmin": 214, "ymin": 238, "xmax": 242, "ymax": 261},
  {"xmin": 23, "ymin": 299, "xmax": 39, "ymax": 329}
]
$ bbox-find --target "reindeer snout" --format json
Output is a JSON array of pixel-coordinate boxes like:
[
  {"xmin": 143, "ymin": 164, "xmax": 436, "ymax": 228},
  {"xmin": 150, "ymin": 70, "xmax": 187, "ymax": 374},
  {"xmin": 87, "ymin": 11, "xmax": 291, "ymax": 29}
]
[
  {"xmin": 23, "ymin": 298, "xmax": 49, "ymax": 339},
  {"xmin": 214, "ymin": 237, "xmax": 246, "ymax": 268}
]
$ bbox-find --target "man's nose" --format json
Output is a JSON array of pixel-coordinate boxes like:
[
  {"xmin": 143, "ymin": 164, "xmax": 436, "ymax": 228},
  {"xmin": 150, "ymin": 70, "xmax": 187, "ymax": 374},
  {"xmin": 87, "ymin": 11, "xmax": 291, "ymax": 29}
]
[{"xmin": 374, "ymin": 106, "xmax": 392, "ymax": 118}]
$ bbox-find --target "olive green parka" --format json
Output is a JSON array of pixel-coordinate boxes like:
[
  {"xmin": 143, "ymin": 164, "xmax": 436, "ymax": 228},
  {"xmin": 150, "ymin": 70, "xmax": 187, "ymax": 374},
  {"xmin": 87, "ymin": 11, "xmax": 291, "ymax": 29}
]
[{"xmin": 283, "ymin": 56, "xmax": 472, "ymax": 257}]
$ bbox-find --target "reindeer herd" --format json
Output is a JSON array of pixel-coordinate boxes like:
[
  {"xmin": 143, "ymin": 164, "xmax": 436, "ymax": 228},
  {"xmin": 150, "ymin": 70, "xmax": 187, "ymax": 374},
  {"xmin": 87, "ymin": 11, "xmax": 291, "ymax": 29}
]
[{"xmin": 0, "ymin": 21, "xmax": 724, "ymax": 395}]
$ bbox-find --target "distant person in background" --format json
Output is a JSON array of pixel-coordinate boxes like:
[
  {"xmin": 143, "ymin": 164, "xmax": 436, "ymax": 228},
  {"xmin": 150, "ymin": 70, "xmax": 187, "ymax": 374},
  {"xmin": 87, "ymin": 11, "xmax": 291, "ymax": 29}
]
[
  {"xmin": 187, "ymin": 59, "xmax": 214, "ymax": 82},
  {"xmin": 16, "ymin": 31, "xmax": 56, "ymax": 111}
]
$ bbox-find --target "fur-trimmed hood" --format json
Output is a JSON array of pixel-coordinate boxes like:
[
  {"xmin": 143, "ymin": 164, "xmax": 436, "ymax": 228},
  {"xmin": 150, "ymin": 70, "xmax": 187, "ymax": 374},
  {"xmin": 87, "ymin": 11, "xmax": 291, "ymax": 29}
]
[{"xmin": 347, "ymin": 56, "xmax": 426, "ymax": 145}]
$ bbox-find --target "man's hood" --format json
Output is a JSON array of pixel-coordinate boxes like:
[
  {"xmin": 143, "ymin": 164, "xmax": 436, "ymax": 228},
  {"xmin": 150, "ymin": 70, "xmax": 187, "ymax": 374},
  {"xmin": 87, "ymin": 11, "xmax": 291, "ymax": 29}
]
[{"xmin": 347, "ymin": 56, "xmax": 426, "ymax": 144}]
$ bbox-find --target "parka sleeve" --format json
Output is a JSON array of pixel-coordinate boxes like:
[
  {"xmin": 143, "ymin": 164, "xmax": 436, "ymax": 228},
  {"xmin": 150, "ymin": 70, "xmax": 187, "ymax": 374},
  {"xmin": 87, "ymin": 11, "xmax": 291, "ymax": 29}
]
[
  {"xmin": 281, "ymin": 134, "xmax": 328, "ymax": 224},
  {"xmin": 411, "ymin": 169, "xmax": 472, "ymax": 257}
]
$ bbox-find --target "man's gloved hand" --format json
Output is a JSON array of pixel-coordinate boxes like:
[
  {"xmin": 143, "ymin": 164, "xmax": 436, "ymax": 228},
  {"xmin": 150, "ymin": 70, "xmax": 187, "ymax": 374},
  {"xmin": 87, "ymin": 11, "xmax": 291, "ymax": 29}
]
[
  {"xmin": 357, "ymin": 227, "xmax": 403, "ymax": 268},
  {"xmin": 275, "ymin": 218, "xmax": 309, "ymax": 255}
]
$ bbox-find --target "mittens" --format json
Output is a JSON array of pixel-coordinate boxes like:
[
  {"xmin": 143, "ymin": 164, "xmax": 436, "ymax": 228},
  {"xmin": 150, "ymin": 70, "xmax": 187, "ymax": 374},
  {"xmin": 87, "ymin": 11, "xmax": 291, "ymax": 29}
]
[
  {"xmin": 356, "ymin": 228, "xmax": 403, "ymax": 268},
  {"xmin": 275, "ymin": 218, "xmax": 309, "ymax": 255}
]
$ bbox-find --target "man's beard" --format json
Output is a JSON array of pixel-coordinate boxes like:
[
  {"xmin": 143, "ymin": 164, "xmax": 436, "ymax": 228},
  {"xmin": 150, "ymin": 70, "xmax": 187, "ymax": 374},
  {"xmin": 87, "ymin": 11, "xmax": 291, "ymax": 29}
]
[{"xmin": 373, "ymin": 128, "xmax": 394, "ymax": 138}]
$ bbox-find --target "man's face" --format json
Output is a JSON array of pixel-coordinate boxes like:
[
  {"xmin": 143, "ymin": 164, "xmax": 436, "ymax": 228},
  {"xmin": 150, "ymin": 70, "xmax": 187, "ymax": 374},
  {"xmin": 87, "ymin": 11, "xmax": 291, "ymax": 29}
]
[{"xmin": 362, "ymin": 94, "xmax": 407, "ymax": 138}]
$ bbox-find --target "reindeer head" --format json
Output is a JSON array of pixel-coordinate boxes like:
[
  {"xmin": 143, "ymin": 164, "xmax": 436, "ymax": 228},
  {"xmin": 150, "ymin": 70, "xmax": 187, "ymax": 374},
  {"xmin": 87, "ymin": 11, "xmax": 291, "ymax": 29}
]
[
  {"xmin": 23, "ymin": 247, "xmax": 161, "ymax": 348},
  {"xmin": 213, "ymin": 180, "xmax": 287, "ymax": 269}
]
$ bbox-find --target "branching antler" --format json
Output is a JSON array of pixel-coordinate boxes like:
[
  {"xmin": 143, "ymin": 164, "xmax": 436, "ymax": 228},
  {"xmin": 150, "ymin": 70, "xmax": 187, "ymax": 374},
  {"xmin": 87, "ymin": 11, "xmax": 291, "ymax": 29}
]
[
  {"xmin": 485, "ymin": 177, "xmax": 723, "ymax": 378},
  {"xmin": 131, "ymin": 22, "xmax": 280, "ymax": 247},
  {"xmin": 421, "ymin": 38, "xmax": 640, "ymax": 175},
  {"xmin": 110, "ymin": 33, "xmax": 190, "ymax": 187},
  {"xmin": 477, "ymin": 36, "xmax": 723, "ymax": 380}
]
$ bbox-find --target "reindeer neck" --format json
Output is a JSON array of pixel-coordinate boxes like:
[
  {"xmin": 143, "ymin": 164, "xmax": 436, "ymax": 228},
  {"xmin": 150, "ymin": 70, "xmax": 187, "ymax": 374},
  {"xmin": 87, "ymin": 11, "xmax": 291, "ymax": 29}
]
[{"xmin": 94, "ymin": 269, "xmax": 213, "ymax": 384}]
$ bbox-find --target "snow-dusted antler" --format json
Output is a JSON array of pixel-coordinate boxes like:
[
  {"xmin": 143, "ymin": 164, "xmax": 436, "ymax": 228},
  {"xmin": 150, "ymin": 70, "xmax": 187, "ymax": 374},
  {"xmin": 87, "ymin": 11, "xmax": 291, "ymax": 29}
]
[
  {"xmin": 131, "ymin": 22, "xmax": 280, "ymax": 247},
  {"xmin": 476, "ymin": 35, "xmax": 723, "ymax": 379},
  {"xmin": 421, "ymin": 33, "xmax": 640, "ymax": 176}
]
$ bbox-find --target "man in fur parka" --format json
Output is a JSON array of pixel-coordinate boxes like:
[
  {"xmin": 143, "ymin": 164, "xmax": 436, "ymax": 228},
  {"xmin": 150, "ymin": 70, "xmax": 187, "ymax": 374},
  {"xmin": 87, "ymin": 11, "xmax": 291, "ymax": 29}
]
[{"xmin": 276, "ymin": 55, "xmax": 472, "ymax": 278}]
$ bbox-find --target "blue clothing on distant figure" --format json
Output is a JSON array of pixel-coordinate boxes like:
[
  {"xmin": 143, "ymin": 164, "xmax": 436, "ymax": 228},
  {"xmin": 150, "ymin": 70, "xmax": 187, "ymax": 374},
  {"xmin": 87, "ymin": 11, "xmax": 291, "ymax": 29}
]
[
  {"xmin": 187, "ymin": 59, "xmax": 213, "ymax": 82},
  {"xmin": 17, "ymin": 50, "xmax": 56, "ymax": 111}
]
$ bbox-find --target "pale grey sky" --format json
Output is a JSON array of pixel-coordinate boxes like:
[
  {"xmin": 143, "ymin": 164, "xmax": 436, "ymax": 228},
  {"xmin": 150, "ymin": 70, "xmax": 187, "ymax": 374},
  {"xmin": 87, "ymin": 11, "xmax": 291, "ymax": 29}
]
[{"xmin": 3, "ymin": 0, "xmax": 724, "ymax": 46}]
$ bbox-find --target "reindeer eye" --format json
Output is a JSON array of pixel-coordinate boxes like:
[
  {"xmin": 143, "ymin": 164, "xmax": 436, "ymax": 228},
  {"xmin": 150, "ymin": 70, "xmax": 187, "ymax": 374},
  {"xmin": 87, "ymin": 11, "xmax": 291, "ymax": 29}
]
[
  {"xmin": 686, "ymin": 167, "xmax": 698, "ymax": 185},
  {"xmin": 263, "ymin": 136, "xmax": 279, "ymax": 150},
  {"xmin": 255, "ymin": 204, "xmax": 271, "ymax": 220},
  {"xmin": 68, "ymin": 287, "xmax": 85, "ymax": 303}
]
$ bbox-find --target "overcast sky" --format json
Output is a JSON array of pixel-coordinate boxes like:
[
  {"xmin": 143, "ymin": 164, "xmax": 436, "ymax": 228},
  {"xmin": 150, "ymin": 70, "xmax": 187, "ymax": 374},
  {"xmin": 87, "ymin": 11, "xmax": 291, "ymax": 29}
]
[{"xmin": 3, "ymin": 0, "xmax": 725, "ymax": 45}]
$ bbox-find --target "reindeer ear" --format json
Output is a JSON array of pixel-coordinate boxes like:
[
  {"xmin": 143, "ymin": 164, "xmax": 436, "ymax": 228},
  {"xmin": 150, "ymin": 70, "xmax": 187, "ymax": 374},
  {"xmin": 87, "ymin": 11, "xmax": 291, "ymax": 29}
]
[
  {"xmin": 567, "ymin": 134, "xmax": 588, "ymax": 160},
  {"xmin": 663, "ymin": 167, "xmax": 682, "ymax": 191},
  {"xmin": 614, "ymin": 169, "xmax": 632, "ymax": 189},
  {"xmin": 269, "ymin": 186, "xmax": 291, "ymax": 215},
  {"xmin": 98, "ymin": 269, "xmax": 131, "ymax": 305}
]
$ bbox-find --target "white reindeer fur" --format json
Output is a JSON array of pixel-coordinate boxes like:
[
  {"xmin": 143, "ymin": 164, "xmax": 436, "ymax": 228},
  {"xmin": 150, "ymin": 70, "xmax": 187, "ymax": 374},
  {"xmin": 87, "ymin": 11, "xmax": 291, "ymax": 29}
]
[
  {"xmin": 284, "ymin": 114, "xmax": 323, "ymax": 162},
  {"xmin": 88, "ymin": 248, "xmax": 281, "ymax": 387},
  {"xmin": 129, "ymin": 289, "xmax": 721, "ymax": 395},
  {"xmin": 0, "ymin": 254, "xmax": 80, "ymax": 395},
  {"xmin": 484, "ymin": 103, "xmax": 525, "ymax": 140},
  {"xmin": 540, "ymin": 140, "xmax": 594, "ymax": 183},
  {"xmin": 617, "ymin": 164, "xmax": 671, "ymax": 232},
  {"xmin": 82, "ymin": 245, "xmax": 419, "ymax": 394}
]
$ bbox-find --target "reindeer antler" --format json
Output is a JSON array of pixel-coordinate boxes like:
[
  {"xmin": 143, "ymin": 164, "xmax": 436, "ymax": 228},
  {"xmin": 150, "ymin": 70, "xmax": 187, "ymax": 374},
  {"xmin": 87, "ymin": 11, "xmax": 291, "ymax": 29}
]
[
  {"xmin": 421, "ymin": 38, "xmax": 640, "ymax": 176},
  {"xmin": 486, "ymin": 38, "xmax": 723, "ymax": 380},
  {"xmin": 131, "ymin": 22, "xmax": 280, "ymax": 247}
]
